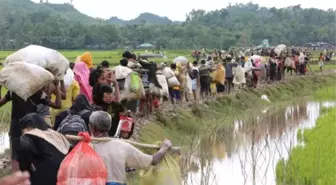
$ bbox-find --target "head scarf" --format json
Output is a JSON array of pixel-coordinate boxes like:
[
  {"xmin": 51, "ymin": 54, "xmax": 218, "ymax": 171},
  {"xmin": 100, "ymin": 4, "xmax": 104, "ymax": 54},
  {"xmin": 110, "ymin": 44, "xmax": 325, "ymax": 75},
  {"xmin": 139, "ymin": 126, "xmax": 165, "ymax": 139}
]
[
  {"xmin": 73, "ymin": 62, "xmax": 93, "ymax": 103},
  {"xmin": 80, "ymin": 52, "xmax": 93, "ymax": 69}
]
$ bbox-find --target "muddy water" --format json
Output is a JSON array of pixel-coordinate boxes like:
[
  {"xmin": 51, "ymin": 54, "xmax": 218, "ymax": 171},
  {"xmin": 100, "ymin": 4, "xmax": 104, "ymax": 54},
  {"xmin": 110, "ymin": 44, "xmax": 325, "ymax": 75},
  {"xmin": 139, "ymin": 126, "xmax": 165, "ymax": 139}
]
[{"xmin": 185, "ymin": 101, "xmax": 334, "ymax": 185}]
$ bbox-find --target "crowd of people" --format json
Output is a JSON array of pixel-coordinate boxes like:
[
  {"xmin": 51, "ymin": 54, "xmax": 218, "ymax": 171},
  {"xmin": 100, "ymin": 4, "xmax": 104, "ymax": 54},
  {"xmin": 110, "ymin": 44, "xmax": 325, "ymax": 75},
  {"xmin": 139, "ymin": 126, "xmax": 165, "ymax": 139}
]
[{"xmin": 0, "ymin": 47, "xmax": 332, "ymax": 185}]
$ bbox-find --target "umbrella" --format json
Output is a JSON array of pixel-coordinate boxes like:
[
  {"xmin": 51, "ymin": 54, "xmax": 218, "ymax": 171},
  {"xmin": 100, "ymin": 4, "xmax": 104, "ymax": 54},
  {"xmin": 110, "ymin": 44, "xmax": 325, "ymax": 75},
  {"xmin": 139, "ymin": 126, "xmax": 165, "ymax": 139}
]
[
  {"xmin": 139, "ymin": 53, "xmax": 167, "ymax": 59},
  {"xmin": 173, "ymin": 56, "xmax": 188, "ymax": 65},
  {"xmin": 274, "ymin": 44, "xmax": 287, "ymax": 56},
  {"xmin": 138, "ymin": 43, "xmax": 154, "ymax": 48}
]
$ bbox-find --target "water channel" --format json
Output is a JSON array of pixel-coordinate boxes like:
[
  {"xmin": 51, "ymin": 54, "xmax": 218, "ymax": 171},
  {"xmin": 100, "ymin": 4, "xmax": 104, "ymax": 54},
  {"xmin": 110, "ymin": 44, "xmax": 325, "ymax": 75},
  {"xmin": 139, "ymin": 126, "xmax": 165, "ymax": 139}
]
[
  {"xmin": 184, "ymin": 101, "xmax": 334, "ymax": 185},
  {"xmin": 0, "ymin": 101, "xmax": 334, "ymax": 185}
]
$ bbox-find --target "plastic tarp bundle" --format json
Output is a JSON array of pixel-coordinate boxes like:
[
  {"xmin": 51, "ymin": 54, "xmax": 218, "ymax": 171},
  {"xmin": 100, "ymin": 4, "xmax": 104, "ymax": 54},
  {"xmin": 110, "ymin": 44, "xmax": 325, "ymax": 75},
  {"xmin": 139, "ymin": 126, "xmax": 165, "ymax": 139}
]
[
  {"xmin": 0, "ymin": 62, "xmax": 54, "ymax": 101},
  {"xmin": 233, "ymin": 65, "xmax": 246, "ymax": 85},
  {"xmin": 4, "ymin": 45, "xmax": 69, "ymax": 80},
  {"xmin": 114, "ymin": 66, "xmax": 133, "ymax": 80},
  {"xmin": 57, "ymin": 132, "xmax": 107, "ymax": 185},
  {"xmin": 140, "ymin": 142, "xmax": 182, "ymax": 185},
  {"xmin": 173, "ymin": 56, "xmax": 188, "ymax": 65},
  {"xmin": 63, "ymin": 68, "xmax": 74, "ymax": 89},
  {"xmin": 274, "ymin": 44, "xmax": 287, "ymax": 56},
  {"xmin": 122, "ymin": 72, "xmax": 146, "ymax": 101},
  {"xmin": 149, "ymin": 74, "xmax": 169, "ymax": 98}
]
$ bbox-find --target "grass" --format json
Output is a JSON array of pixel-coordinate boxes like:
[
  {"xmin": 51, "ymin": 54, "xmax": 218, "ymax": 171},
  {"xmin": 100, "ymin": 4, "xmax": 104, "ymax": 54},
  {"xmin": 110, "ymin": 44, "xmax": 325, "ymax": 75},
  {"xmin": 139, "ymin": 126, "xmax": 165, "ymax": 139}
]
[{"xmin": 276, "ymin": 107, "xmax": 336, "ymax": 185}]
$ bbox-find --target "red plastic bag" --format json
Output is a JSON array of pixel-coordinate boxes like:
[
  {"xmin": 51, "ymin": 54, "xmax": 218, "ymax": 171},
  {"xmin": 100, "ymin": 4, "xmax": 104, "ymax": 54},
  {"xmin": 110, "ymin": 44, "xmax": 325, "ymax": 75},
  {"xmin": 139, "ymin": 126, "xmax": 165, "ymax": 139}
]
[
  {"xmin": 120, "ymin": 114, "xmax": 134, "ymax": 133},
  {"xmin": 57, "ymin": 132, "xmax": 107, "ymax": 185}
]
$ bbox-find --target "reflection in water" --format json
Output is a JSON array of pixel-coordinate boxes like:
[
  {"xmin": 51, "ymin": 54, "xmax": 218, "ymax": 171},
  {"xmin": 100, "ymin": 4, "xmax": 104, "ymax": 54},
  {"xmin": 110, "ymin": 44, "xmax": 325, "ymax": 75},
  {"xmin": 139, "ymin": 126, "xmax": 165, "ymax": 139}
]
[{"xmin": 185, "ymin": 102, "xmax": 333, "ymax": 185}]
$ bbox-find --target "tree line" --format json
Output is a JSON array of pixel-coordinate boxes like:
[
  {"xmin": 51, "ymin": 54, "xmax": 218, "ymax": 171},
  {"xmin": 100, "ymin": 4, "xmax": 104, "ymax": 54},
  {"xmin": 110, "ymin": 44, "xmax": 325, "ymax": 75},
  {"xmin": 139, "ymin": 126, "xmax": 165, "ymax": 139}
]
[{"xmin": 0, "ymin": 2, "xmax": 335, "ymax": 50}]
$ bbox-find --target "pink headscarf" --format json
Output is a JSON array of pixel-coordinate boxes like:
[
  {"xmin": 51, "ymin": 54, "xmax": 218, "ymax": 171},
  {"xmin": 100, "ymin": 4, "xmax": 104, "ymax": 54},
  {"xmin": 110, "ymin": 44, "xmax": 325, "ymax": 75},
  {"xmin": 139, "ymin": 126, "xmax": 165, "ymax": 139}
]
[
  {"xmin": 73, "ymin": 62, "xmax": 93, "ymax": 103},
  {"xmin": 253, "ymin": 58, "xmax": 262, "ymax": 77}
]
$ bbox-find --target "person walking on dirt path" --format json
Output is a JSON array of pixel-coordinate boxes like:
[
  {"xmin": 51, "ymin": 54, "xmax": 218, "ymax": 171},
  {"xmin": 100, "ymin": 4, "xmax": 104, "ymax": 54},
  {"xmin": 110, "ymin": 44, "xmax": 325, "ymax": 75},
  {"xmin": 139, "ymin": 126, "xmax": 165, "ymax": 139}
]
[
  {"xmin": 18, "ymin": 113, "xmax": 71, "ymax": 185},
  {"xmin": 74, "ymin": 62, "xmax": 93, "ymax": 103},
  {"xmin": 190, "ymin": 61, "xmax": 200, "ymax": 101},
  {"xmin": 91, "ymin": 84, "xmax": 126, "ymax": 137},
  {"xmin": 0, "ymin": 81, "xmax": 62, "ymax": 173},
  {"xmin": 269, "ymin": 53, "xmax": 277, "ymax": 81},
  {"xmin": 169, "ymin": 63, "xmax": 182, "ymax": 104},
  {"xmin": 198, "ymin": 60, "xmax": 211, "ymax": 99},
  {"xmin": 121, "ymin": 52, "xmax": 140, "ymax": 113},
  {"xmin": 319, "ymin": 53, "xmax": 325, "ymax": 72},
  {"xmin": 225, "ymin": 56, "xmax": 238, "ymax": 94},
  {"xmin": 90, "ymin": 111, "xmax": 172, "ymax": 185},
  {"xmin": 89, "ymin": 65, "xmax": 121, "ymax": 103}
]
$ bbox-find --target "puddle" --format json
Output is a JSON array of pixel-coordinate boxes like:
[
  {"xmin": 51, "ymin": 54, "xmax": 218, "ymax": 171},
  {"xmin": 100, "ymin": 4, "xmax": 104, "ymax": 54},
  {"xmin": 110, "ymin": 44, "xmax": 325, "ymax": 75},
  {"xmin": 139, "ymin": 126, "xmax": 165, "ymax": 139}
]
[{"xmin": 185, "ymin": 101, "xmax": 334, "ymax": 185}]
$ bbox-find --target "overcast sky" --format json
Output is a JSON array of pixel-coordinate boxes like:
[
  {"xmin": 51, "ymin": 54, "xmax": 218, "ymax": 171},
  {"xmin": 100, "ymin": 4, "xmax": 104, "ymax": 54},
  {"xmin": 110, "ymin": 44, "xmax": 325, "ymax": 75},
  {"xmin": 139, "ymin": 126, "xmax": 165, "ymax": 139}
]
[{"xmin": 32, "ymin": 0, "xmax": 335, "ymax": 21}]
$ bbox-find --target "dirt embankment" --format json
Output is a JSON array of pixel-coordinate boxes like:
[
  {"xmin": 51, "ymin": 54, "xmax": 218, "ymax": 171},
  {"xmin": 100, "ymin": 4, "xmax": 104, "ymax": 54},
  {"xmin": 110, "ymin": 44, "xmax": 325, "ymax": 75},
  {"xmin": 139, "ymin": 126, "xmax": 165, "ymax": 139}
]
[{"xmin": 0, "ymin": 70, "xmax": 335, "ymax": 175}]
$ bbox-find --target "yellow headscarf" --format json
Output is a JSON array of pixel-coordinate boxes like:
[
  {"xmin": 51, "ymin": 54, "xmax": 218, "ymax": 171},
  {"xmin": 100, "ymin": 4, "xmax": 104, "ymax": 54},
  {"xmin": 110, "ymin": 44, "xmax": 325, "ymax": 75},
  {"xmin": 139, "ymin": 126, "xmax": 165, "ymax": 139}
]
[{"xmin": 80, "ymin": 52, "xmax": 93, "ymax": 69}]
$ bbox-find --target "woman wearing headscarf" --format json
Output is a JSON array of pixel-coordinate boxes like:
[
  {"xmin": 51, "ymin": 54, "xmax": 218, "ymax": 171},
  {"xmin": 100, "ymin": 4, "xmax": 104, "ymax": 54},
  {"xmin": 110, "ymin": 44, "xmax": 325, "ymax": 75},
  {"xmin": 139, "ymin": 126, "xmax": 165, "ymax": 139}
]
[
  {"xmin": 91, "ymin": 84, "xmax": 126, "ymax": 137},
  {"xmin": 18, "ymin": 113, "xmax": 71, "ymax": 185},
  {"xmin": 73, "ymin": 62, "xmax": 93, "ymax": 103},
  {"xmin": 80, "ymin": 52, "xmax": 93, "ymax": 70},
  {"xmin": 89, "ymin": 66, "xmax": 120, "ymax": 103}
]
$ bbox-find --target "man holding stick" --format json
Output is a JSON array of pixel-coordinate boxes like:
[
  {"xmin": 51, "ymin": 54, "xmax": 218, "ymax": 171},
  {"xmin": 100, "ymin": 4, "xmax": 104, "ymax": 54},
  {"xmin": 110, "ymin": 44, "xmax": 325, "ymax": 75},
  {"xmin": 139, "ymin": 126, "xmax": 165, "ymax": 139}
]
[{"xmin": 88, "ymin": 111, "xmax": 173, "ymax": 185}]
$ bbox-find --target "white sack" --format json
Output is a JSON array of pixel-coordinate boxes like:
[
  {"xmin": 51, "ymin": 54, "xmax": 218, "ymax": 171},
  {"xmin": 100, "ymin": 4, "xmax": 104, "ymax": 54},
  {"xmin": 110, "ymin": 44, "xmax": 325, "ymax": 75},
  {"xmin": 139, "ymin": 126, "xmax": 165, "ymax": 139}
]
[
  {"xmin": 167, "ymin": 77, "xmax": 180, "ymax": 87},
  {"xmin": 285, "ymin": 57, "xmax": 295, "ymax": 68},
  {"xmin": 233, "ymin": 65, "xmax": 246, "ymax": 85},
  {"xmin": 0, "ymin": 62, "xmax": 54, "ymax": 101},
  {"xmin": 185, "ymin": 74, "xmax": 192, "ymax": 94},
  {"xmin": 173, "ymin": 56, "xmax": 188, "ymax": 65},
  {"xmin": 274, "ymin": 44, "xmax": 287, "ymax": 56},
  {"xmin": 250, "ymin": 55, "xmax": 262, "ymax": 61},
  {"xmin": 63, "ymin": 68, "xmax": 74, "ymax": 89},
  {"xmin": 299, "ymin": 52, "xmax": 305, "ymax": 64},
  {"xmin": 162, "ymin": 67, "xmax": 175, "ymax": 79},
  {"xmin": 4, "ymin": 45, "xmax": 69, "ymax": 80},
  {"xmin": 149, "ymin": 74, "xmax": 169, "ymax": 98},
  {"xmin": 114, "ymin": 65, "xmax": 133, "ymax": 80}
]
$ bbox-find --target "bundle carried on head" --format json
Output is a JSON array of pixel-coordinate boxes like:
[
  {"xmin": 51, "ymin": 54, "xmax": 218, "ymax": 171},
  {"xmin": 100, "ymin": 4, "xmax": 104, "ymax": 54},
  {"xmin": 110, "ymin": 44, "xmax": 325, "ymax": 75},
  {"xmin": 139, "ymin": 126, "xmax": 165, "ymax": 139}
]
[
  {"xmin": 0, "ymin": 62, "xmax": 54, "ymax": 100},
  {"xmin": 4, "ymin": 45, "xmax": 69, "ymax": 80}
]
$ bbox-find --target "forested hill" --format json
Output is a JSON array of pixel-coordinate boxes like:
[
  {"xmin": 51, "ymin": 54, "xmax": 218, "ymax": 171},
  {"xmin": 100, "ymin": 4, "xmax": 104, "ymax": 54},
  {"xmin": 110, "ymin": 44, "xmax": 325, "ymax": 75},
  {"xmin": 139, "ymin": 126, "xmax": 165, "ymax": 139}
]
[
  {"xmin": 108, "ymin": 13, "xmax": 181, "ymax": 25},
  {"xmin": 0, "ymin": 0, "xmax": 335, "ymax": 50}
]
